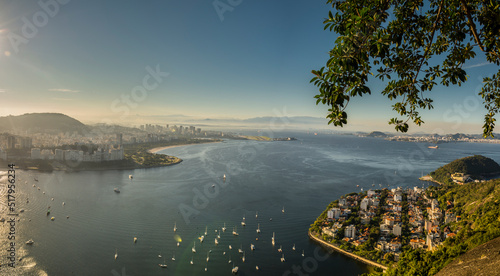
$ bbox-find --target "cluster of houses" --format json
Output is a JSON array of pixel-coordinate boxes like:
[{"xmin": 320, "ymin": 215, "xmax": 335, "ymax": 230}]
[
  {"xmin": 376, "ymin": 188, "xmax": 404, "ymax": 255},
  {"xmin": 321, "ymin": 186, "xmax": 459, "ymax": 260}
]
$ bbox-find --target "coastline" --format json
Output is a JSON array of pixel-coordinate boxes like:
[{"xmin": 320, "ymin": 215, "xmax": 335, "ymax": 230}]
[
  {"xmin": 148, "ymin": 141, "xmax": 221, "ymax": 154},
  {"xmin": 308, "ymin": 231, "xmax": 388, "ymax": 271},
  {"xmin": 419, "ymin": 174, "xmax": 444, "ymax": 185},
  {"xmin": 10, "ymin": 141, "xmax": 220, "ymax": 172}
]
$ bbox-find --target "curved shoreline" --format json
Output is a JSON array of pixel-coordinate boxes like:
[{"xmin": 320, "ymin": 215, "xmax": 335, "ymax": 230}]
[
  {"xmin": 308, "ymin": 231, "xmax": 388, "ymax": 271},
  {"xmin": 147, "ymin": 141, "xmax": 221, "ymax": 154}
]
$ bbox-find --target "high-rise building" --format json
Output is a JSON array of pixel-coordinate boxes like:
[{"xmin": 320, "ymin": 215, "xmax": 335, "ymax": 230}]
[
  {"xmin": 344, "ymin": 225, "xmax": 356, "ymax": 238},
  {"xmin": 31, "ymin": 148, "xmax": 41, "ymax": 159},
  {"xmin": 116, "ymin": 133, "xmax": 123, "ymax": 147},
  {"xmin": 7, "ymin": 136, "xmax": 16, "ymax": 149},
  {"xmin": 20, "ymin": 137, "xmax": 32, "ymax": 149},
  {"xmin": 0, "ymin": 148, "xmax": 7, "ymax": 160},
  {"xmin": 55, "ymin": 149, "xmax": 64, "ymax": 160}
]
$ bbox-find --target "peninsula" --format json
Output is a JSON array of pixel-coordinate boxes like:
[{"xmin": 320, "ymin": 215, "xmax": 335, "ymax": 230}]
[
  {"xmin": 0, "ymin": 113, "xmax": 226, "ymax": 171},
  {"xmin": 10, "ymin": 138, "xmax": 220, "ymax": 171},
  {"xmin": 310, "ymin": 155, "xmax": 500, "ymax": 275}
]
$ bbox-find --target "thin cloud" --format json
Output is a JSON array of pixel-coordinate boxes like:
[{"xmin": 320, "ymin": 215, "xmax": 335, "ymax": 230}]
[
  {"xmin": 52, "ymin": 97, "xmax": 75, "ymax": 101},
  {"xmin": 49, "ymin": 88, "xmax": 80, "ymax": 93},
  {"xmin": 463, "ymin": 62, "xmax": 493, "ymax": 69},
  {"xmin": 0, "ymin": 89, "xmax": 5, "ymax": 93}
]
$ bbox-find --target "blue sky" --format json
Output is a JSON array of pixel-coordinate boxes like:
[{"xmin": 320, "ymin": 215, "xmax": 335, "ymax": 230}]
[{"xmin": 0, "ymin": 0, "xmax": 497, "ymax": 133}]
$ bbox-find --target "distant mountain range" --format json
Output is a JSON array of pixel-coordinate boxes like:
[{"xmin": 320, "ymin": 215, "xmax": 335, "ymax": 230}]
[
  {"xmin": 0, "ymin": 113, "xmax": 88, "ymax": 134},
  {"xmin": 1, "ymin": 113, "xmax": 499, "ymax": 137}
]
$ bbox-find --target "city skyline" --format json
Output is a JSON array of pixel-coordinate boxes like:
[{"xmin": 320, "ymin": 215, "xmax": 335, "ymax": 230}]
[{"xmin": 0, "ymin": 0, "xmax": 498, "ymax": 133}]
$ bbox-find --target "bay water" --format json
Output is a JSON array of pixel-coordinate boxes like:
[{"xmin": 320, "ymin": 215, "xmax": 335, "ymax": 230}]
[{"xmin": 1, "ymin": 133, "xmax": 499, "ymax": 275}]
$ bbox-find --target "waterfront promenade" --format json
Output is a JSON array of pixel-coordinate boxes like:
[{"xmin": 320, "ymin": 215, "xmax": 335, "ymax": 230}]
[{"xmin": 308, "ymin": 231, "xmax": 388, "ymax": 271}]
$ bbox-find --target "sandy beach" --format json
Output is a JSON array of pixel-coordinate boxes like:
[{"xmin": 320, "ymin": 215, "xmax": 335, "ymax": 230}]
[{"xmin": 148, "ymin": 141, "xmax": 221, "ymax": 154}]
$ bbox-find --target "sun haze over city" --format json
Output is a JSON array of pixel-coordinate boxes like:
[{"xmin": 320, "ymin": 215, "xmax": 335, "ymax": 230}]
[{"xmin": 0, "ymin": 0, "xmax": 497, "ymax": 133}]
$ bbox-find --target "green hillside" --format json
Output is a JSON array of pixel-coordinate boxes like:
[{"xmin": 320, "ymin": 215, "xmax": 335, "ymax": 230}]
[
  {"xmin": 430, "ymin": 155, "xmax": 500, "ymax": 184},
  {"xmin": 0, "ymin": 113, "xmax": 88, "ymax": 134}
]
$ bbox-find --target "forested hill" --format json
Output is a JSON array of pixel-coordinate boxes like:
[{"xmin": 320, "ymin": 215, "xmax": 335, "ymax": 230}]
[
  {"xmin": 0, "ymin": 113, "xmax": 88, "ymax": 134},
  {"xmin": 430, "ymin": 155, "xmax": 500, "ymax": 184}
]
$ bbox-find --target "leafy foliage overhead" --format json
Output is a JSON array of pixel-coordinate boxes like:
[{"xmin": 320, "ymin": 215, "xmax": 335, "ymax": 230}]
[{"xmin": 311, "ymin": 0, "xmax": 500, "ymax": 137}]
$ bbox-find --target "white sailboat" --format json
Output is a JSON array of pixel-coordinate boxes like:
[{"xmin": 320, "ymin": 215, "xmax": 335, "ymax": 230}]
[
  {"xmin": 159, "ymin": 258, "xmax": 167, "ymax": 268},
  {"xmin": 222, "ymin": 223, "xmax": 226, "ymax": 232},
  {"xmin": 256, "ymin": 266, "xmax": 259, "ymax": 270},
  {"xmin": 177, "ymin": 242, "xmax": 180, "ymax": 247},
  {"xmin": 256, "ymin": 223, "xmax": 261, "ymax": 233},
  {"xmin": 192, "ymin": 241, "xmax": 196, "ymax": 253},
  {"xmin": 173, "ymin": 222, "xmax": 177, "ymax": 232},
  {"xmin": 190, "ymin": 256, "xmax": 194, "ymax": 265},
  {"xmin": 114, "ymin": 249, "xmax": 118, "ymax": 260},
  {"xmin": 205, "ymin": 226, "xmax": 208, "ymax": 236},
  {"xmin": 241, "ymin": 215, "xmax": 246, "ymax": 226},
  {"xmin": 158, "ymin": 252, "xmax": 162, "ymax": 258},
  {"xmin": 228, "ymin": 256, "xmax": 232, "ymax": 263},
  {"xmin": 199, "ymin": 235, "xmax": 204, "ymax": 243},
  {"xmin": 232, "ymin": 264, "xmax": 238, "ymax": 274},
  {"xmin": 281, "ymin": 253, "xmax": 285, "ymax": 262},
  {"xmin": 206, "ymin": 251, "xmax": 210, "ymax": 262},
  {"xmin": 238, "ymin": 245, "xmax": 243, "ymax": 253},
  {"xmin": 251, "ymin": 244, "xmax": 255, "ymax": 251},
  {"xmin": 223, "ymin": 174, "xmax": 226, "ymax": 181},
  {"xmin": 215, "ymin": 238, "xmax": 219, "ymax": 245},
  {"xmin": 172, "ymin": 253, "xmax": 175, "ymax": 261},
  {"xmin": 292, "ymin": 244, "xmax": 296, "ymax": 251},
  {"xmin": 233, "ymin": 226, "xmax": 239, "ymax": 236},
  {"xmin": 272, "ymin": 232, "xmax": 275, "ymax": 246},
  {"xmin": 242, "ymin": 251, "xmax": 245, "ymax": 262},
  {"xmin": 278, "ymin": 245, "xmax": 282, "ymax": 252},
  {"xmin": 282, "ymin": 206, "xmax": 285, "ymax": 213},
  {"xmin": 133, "ymin": 237, "xmax": 137, "ymax": 243},
  {"xmin": 302, "ymin": 250, "xmax": 305, "ymax": 257},
  {"xmin": 255, "ymin": 211, "xmax": 258, "ymax": 218},
  {"xmin": 229, "ymin": 245, "xmax": 232, "ymax": 250}
]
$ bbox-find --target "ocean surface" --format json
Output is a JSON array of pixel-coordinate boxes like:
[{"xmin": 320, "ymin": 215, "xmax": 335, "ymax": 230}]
[{"xmin": 1, "ymin": 132, "xmax": 499, "ymax": 276}]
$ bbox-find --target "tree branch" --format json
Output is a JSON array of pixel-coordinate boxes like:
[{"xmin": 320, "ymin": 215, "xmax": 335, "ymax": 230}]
[
  {"xmin": 413, "ymin": 0, "xmax": 445, "ymax": 84},
  {"xmin": 460, "ymin": 0, "xmax": 500, "ymax": 60}
]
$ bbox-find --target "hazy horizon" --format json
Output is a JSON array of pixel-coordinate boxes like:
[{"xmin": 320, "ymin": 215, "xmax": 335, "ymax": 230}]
[{"xmin": 0, "ymin": 0, "xmax": 497, "ymax": 134}]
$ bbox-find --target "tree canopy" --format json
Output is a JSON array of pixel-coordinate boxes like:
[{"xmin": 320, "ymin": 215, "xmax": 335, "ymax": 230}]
[{"xmin": 311, "ymin": 0, "xmax": 500, "ymax": 137}]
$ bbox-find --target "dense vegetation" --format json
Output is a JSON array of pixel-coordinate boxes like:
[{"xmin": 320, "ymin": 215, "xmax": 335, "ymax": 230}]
[
  {"xmin": 384, "ymin": 179, "xmax": 500, "ymax": 275},
  {"xmin": 311, "ymin": 1, "xmax": 500, "ymax": 136},
  {"xmin": 430, "ymin": 155, "xmax": 500, "ymax": 184}
]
